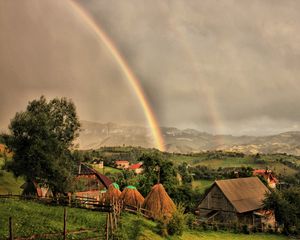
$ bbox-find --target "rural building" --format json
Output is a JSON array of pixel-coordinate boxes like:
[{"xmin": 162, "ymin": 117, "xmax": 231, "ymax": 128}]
[
  {"xmin": 74, "ymin": 163, "xmax": 112, "ymax": 200},
  {"xmin": 21, "ymin": 180, "xmax": 53, "ymax": 198},
  {"xmin": 128, "ymin": 162, "xmax": 143, "ymax": 174},
  {"xmin": 253, "ymin": 169, "xmax": 278, "ymax": 189},
  {"xmin": 115, "ymin": 160, "xmax": 129, "ymax": 169},
  {"xmin": 142, "ymin": 183, "xmax": 176, "ymax": 221},
  {"xmin": 92, "ymin": 159, "xmax": 104, "ymax": 169},
  {"xmin": 196, "ymin": 177, "xmax": 276, "ymax": 230}
]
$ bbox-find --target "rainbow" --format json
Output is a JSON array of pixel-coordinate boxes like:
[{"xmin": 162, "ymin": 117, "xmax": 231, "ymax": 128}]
[{"xmin": 67, "ymin": 0, "xmax": 165, "ymax": 151}]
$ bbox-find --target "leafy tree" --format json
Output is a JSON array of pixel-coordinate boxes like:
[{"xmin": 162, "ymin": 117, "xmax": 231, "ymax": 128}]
[
  {"xmin": 178, "ymin": 162, "xmax": 192, "ymax": 185},
  {"xmin": 137, "ymin": 152, "xmax": 178, "ymax": 196},
  {"xmin": 4, "ymin": 96, "xmax": 80, "ymax": 195},
  {"xmin": 264, "ymin": 187, "xmax": 300, "ymax": 234}
]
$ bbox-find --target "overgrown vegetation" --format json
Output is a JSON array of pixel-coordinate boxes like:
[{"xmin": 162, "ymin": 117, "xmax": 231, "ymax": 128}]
[
  {"xmin": 2, "ymin": 96, "xmax": 81, "ymax": 195},
  {"xmin": 0, "ymin": 198, "xmax": 106, "ymax": 239}
]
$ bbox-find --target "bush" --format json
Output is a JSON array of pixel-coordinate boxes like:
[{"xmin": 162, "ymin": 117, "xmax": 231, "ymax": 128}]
[
  {"xmin": 167, "ymin": 204, "xmax": 186, "ymax": 236},
  {"xmin": 186, "ymin": 213, "xmax": 196, "ymax": 230},
  {"xmin": 242, "ymin": 224, "xmax": 250, "ymax": 234}
]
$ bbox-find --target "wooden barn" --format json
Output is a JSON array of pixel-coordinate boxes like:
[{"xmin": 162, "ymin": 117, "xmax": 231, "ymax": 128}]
[
  {"xmin": 74, "ymin": 163, "xmax": 112, "ymax": 201},
  {"xmin": 196, "ymin": 177, "xmax": 276, "ymax": 230}
]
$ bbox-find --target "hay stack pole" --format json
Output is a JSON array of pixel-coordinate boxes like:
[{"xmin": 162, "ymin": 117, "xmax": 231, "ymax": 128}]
[
  {"xmin": 120, "ymin": 186, "xmax": 144, "ymax": 208},
  {"xmin": 142, "ymin": 183, "xmax": 176, "ymax": 221}
]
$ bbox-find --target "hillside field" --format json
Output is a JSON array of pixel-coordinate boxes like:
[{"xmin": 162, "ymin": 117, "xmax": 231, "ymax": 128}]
[
  {"xmin": 0, "ymin": 198, "xmax": 291, "ymax": 240},
  {"xmin": 0, "ymin": 157, "xmax": 24, "ymax": 195}
]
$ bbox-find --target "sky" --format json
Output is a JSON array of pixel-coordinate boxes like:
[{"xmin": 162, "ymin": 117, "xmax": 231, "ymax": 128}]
[{"xmin": 1, "ymin": 0, "xmax": 300, "ymax": 136}]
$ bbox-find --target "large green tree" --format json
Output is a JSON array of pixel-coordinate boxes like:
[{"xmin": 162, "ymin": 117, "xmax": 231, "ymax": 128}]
[
  {"xmin": 4, "ymin": 96, "xmax": 80, "ymax": 194},
  {"xmin": 137, "ymin": 152, "xmax": 178, "ymax": 196}
]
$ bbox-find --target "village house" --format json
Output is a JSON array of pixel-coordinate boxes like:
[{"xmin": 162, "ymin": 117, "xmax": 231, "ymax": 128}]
[
  {"xmin": 73, "ymin": 163, "xmax": 112, "ymax": 200},
  {"xmin": 92, "ymin": 159, "xmax": 104, "ymax": 169},
  {"xmin": 196, "ymin": 177, "xmax": 276, "ymax": 231},
  {"xmin": 115, "ymin": 160, "xmax": 129, "ymax": 169},
  {"xmin": 253, "ymin": 169, "xmax": 278, "ymax": 189},
  {"xmin": 128, "ymin": 162, "xmax": 143, "ymax": 174},
  {"xmin": 21, "ymin": 180, "xmax": 53, "ymax": 198}
]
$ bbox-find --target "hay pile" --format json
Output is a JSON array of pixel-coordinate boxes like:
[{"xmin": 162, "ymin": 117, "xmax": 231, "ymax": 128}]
[
  {"xmin": 104, "ymin": 183, "xmax": 121, "ymax": 203},
  {"xmin": 142, "ymin": 183, "xmax": 176, "ymax": 221},
  {"xmin": 120, "ymin": 186, "xmax": 144, "ymax": 207}
]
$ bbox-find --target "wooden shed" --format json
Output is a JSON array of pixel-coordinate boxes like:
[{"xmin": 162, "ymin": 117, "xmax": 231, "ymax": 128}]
[
  {"xmin": 196, "ymin": 177, "xmax": 275, "ymax": 230},
  {"xmin": 74, "ymin": 163, "xmax": 112, "ymax": 201}
]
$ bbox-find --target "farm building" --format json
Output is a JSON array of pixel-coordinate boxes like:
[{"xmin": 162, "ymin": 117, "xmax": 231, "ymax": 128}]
[
  {"xmin": 253, "ymin": 169, "xmax": 278, "ymax": 189},
  {"xmin": 115, "ymin": 160, "xmax": 129, "ymax": 169},
  {"xmin": 74, "ymin": 163, "xmax": 112, "ymax": 200},
  {"xmin": 120, "ymin": 186, "xmax": 144, "ymax": 208},
  {"xmin": 142, "ymin": 183, "xmax": 176, "ymax": 221},
  {"xmin": 196, "ymin": 177, "xmax": 276, "ymax": 230},
  {"xmin": 21, "ymin": 180, "xmax": 53, "ymax": 198},
  {"xmin": 128, "ymin": 162, "xmax": 143, "ymax": 174}
]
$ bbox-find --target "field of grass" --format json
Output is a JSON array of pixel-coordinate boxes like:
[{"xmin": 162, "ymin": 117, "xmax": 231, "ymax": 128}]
[
  {"xmin": 170, "ymin": 153, "xmax": 299, "ymax": 175},
  {"xmin": 193, "ymin": 159, "xmax": 296, "ymax": 176},
  {"xmin": 118, "ymin": 213, "xmax": 289, "ymax": 240},
  {"xmin": 192, "ymin": 179, "xmax": 213, "ymax": 193},
  {"xmin": 0, "ymin": 158, "xmax": 25, "ymax": 195},
  {"xmin": 0, "ymin": 199, "xmax": 291, "ymax": 240},
  {"xmin": 92, "ymin": 164, "xmax": 121, "ymax": 174},
  {"xmin": 0, "ymin": 198, "xmax": 106, "ymax": 239}
]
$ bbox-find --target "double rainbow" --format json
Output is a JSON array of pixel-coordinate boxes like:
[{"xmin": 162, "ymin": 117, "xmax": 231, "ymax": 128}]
[{"xmin": 68, "ymin": 0, "xmax": 165, "ymax": 151}]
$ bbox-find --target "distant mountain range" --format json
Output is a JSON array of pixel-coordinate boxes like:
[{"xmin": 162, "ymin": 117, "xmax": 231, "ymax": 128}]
[{"xmin": 76, "ymin": 121, "xmax": 300, "ymax": 155}]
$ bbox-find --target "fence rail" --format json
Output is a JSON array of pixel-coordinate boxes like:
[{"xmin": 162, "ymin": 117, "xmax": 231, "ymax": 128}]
[{"xmin": 1, "ymin": 194, "xmax": 154, "ymax": 240}]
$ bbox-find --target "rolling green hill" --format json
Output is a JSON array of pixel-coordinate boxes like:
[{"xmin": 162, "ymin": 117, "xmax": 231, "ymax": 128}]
[{"xmin": 0, "ymin": 198, "xmax": 290, "ymax": 240}]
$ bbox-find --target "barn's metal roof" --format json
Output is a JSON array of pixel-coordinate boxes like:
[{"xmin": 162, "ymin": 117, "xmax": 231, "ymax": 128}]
[{"xmin": 215, "ymin": 177, "xmax": 270, "ymax": 213}]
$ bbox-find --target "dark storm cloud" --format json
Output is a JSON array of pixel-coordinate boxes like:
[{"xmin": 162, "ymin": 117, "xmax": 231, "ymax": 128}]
[{"xmin": 1, "ymin": 0, "xmax": 300, "ymax": 135}]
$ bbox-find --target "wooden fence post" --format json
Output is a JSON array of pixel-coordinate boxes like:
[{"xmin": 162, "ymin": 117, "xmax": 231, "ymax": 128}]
[
  {"xmin": 105, "ymin": 213, "xmax": 109, "ymax": 240},
  {"xmin": 63, "ymin": 207, "xmax": 67, "ymax": 240},
  {"xmin": 9, "ymin": 217, "xmax": 13, "ymax": 240}
]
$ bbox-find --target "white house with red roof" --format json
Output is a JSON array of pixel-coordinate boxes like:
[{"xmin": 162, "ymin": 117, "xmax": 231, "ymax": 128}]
[
  {"xmin": 128, "ymin": 162, "xmax": 143, "ymax": 174},
  {"xmin": 253, "ymin": 169, "xmax": 278, "ymax": 189}
]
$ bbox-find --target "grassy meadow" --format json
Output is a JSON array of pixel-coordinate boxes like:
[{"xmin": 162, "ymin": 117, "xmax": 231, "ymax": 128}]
[
  {"xmin": 0, "ymin": 157, "xmax": 24, "ymax": 195},
  {"xmin": 0, "ymin": 199, "xmax": 291, "ymax": 240},
  {"xmin": 0, "ymin": 198, "xmax": 106, "ymax": 239}
]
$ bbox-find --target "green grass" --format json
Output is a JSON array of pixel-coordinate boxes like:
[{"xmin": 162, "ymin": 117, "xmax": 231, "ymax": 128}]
[
  {"xmin": 0, "ymin": 158, "xmax": 25, "ymax": 195},
  {"xmin": 191, "ymin": 157, "xmax": 297, "ymax": 176},
  {"xmin": 0, "ymin": 198, "xmax": 106, "ymax": 239},
  {"xmin": 92, "ymin": 165, "xmax": 121, "ymax": 174},
  {"xmin": 118, "ymin": 213, "xmax": 290, "ymax": 240},
  {"xmin": 192, "ymin": 179, "xmax": 213, "ymax": 193},
  {"xmin": 0, "ymin": 199, "xmax": 290, "ymax": 240}
]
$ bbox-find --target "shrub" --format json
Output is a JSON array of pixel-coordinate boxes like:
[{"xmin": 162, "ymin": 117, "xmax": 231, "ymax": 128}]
[
  {"xmin": 242, "ymin": 224, "xmax": 250, "ymax": 234},
  {"xmin": 185, "ymin": 213, "xmax": 196, "ymax": 230},
  {"xmin": 167, "ymin": 204, "xmax": 185, "ymax": 236}
]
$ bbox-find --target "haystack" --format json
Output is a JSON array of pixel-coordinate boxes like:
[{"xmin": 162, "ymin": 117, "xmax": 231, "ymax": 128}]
[
  {"xmin": 120, "ymin": 186, "xmax": 144, "ymax": 208},
  {"xmin": 104, "ymin": 183, "xmax": 121, "ymax": 203},
  {"xmin": 142, "ymin": 184, "xmax": 176, "ymax": 221}
]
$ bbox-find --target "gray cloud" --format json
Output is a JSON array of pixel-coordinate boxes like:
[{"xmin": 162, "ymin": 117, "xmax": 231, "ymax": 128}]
[{"xmin": 1, "ymin": 0, "xmax": 300, "ymax": 136}]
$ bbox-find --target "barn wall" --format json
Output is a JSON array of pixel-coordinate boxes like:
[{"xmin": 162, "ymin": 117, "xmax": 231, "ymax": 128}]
[
  {"xmin": 198, "ymin": 185, "xmax": 237, "ymax": 222},
  {"xmin": 198, "ymin": 185, "xmax": 235, "ymax": 211}
]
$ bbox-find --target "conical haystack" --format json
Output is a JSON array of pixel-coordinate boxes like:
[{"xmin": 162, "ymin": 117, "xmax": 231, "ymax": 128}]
[
  {"xmin": 120, "ymin": 186, "xmax": 144, "ymax": 208},
  {"xmin": 105, "ymin": 183, "xmax": 121, "ymax": 203},
  {"xmin": 142, "ymin": 184, "xmax": 176, "ymax": 221}
]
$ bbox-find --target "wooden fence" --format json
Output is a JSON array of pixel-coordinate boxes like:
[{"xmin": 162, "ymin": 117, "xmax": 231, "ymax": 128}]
[
  {"xmin": 6, "ymin": 207, "xmax": 105, "ymax": 240},
  {"xmin": 1, "ymin": 194, "xmax": 153, "ymax": 239},
  {"xmin": 1, "ymin": 194, "xmax": 123, "ymax": 240}
]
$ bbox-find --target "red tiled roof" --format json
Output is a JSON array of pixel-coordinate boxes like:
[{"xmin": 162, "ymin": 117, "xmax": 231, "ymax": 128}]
[{"xmin": 129, "ymin": 163, "xmax": 143, "ymax": 170}]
